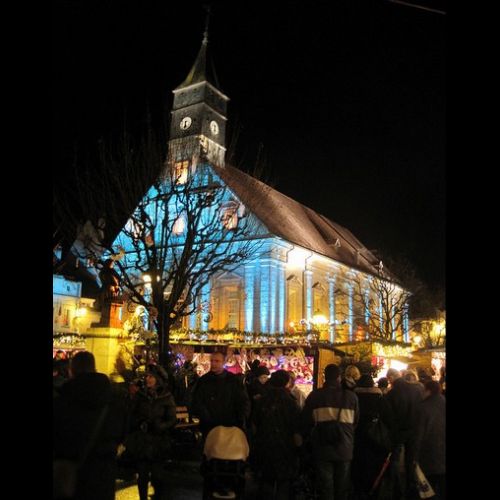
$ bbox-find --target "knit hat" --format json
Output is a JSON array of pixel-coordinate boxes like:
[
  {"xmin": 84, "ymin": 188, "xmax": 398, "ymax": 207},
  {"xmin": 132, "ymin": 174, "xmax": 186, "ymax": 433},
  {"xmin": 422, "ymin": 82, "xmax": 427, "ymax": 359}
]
[
  {"xmin": 145, "ymin": 364, "xmax": 168, "ymax": 385},
  {"xmin": 255, "ymin": 366, "xmax": 270, "ymax": 377},
  {"xmin": 269, "ymin": 369, "xmax": 290, "ymax": 388},
  {"xmin": 357, "ymin": 374, "xmax": 375, "ymax": 388}
]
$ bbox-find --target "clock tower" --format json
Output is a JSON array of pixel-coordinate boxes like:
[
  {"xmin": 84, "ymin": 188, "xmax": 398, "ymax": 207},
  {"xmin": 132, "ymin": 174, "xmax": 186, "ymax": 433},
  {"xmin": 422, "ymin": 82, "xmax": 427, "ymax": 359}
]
[{"xmin": 168, "ymin": 26, "xmax": 229, "ymax": 170}]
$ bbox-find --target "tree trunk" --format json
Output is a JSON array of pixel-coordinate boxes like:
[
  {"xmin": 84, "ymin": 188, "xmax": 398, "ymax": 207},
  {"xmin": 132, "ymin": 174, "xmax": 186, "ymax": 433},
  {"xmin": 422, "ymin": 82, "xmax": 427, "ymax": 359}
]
[{"xmin": 157, "ymin": 310, "xmax": 175, "ymax": 390}]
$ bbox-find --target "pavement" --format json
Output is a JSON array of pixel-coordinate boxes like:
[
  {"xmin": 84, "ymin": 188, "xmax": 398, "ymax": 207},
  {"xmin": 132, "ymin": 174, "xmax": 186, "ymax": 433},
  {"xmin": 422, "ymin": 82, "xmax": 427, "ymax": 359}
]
[
  {"xmin": 115, "ymin": 460, "xmax": 204, "ymax": 500},
  {"xmin": 115, "ymin": 459, "xmax": 260, "ymax": 500},
  {"xmin": 114, "ymin": 430, "xmax": 261, "ymax": 500}
]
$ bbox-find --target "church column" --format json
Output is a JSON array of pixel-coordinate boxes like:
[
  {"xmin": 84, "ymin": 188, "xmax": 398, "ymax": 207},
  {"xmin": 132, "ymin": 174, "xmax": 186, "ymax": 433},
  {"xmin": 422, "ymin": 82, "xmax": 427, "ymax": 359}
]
[
  {"xmin": 189, "ymin": 309, "xmax": 197, "ymax": 330},
  {"xmin": 364, "ymin": 288, "xmax": 371, "ymax": 340},
  {"xmin": 200, "ymin": 280, "xmax": 211, "ymax": 332},
  {"xmin": 143, "ymin": 279, "xmax": 152, "ymax": 331},
  {"xmin": 269, "ymin": 259, "xmax": 278, "ymax": 333},
  {"xmin": 347, "ymin": 283, "xmax": 354, "ymax": 342},
  {"xmin": 403, "ymin": 302, "xmax": 409, "ymax": 342},
  {"xmin": 304, "ymin": 269, "xmax": 313, "ymax": 323},
  {"xmin": 260, "ymin": 259, "xmax": 271, "ymax": 333},
  {"xmin": 277, "ymin": 262, "xmax": 286, "ymax": 333},
  {"xmin": 188, "ymin": 280, "xmax": 198, "ymax": 330},
  {"xmin": 258, "ymin": 257, "xmax": 280, "ymax": 334},
  {"xmin": 327, "ymin": 275, "xmax": 336, "ymax": 343},
  {"xmin": 244, "ymin": 263, "xmax": 256, "ymax": 333}
]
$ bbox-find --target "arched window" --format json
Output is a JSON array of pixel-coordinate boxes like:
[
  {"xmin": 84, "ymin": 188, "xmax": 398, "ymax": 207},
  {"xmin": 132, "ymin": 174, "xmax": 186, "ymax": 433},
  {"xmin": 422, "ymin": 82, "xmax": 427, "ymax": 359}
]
[
  {"xmin": 174, "ymin": 160, "xmax": 189, "ymax": 184},
  {"xmin": 220, "ymin": 200, "xmax": 239, "ymax": 230}
]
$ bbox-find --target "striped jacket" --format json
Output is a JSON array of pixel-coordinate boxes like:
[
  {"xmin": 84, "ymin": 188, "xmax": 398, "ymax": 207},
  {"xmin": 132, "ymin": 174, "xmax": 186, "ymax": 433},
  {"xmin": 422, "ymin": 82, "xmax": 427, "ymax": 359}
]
[{"xmin": 301, "ymin": 383, "xmax": 359, "ymax": 461}]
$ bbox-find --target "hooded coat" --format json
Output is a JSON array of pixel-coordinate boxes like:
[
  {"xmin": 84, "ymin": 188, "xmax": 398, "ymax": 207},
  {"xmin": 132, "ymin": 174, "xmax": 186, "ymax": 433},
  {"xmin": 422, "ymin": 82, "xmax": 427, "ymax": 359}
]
[{"xmin": 125, "ymin": 381, "xmax": 177, "ymax": 463}]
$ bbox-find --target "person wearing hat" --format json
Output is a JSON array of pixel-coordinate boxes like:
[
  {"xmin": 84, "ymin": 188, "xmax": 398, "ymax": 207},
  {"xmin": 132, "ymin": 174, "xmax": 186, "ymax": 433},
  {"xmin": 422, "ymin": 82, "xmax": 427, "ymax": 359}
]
[
  {"xmin": 125, "ymin": 364, "xmax": 177, "ymax": 500},
  {"xmin": 247, "ymin": 365, "xmax": 271, "ymax": 403}
]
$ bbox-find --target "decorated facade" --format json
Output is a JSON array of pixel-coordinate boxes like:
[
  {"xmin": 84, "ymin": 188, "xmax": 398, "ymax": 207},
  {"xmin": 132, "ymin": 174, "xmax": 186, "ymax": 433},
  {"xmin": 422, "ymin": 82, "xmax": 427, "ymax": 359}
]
[
  {"xmin": 110, "ymin": 33, "xmax": 410, "ymax": 347},
  {"xmin": 54, "ymin": 31, "xmax": 413, "ymax": 379}
]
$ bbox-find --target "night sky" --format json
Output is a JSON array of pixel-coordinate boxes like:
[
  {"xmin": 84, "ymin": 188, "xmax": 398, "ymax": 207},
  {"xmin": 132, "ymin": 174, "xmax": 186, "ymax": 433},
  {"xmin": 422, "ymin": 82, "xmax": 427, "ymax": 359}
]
[{"xmin": 53, "ymin": 0, "xmax": 445, "ymax": 290}]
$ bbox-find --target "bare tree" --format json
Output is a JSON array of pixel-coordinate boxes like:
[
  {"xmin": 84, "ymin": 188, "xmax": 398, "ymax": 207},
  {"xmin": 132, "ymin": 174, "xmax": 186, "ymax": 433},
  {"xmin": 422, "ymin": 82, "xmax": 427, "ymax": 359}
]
[
  {"xmin": 54, "ymin": 127, "xmax": 263, "ymax": 369},
  {"xmin": 346, "ymin": 257, "xmax": 421, "ymax": 342}
]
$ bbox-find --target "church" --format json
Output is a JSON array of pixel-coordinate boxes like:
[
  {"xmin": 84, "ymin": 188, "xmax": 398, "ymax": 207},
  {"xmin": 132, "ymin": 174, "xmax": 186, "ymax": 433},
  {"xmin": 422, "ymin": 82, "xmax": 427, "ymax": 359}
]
[{"xmin": 109, "ymin": 29, "xmax": 411, "ymax": 349}]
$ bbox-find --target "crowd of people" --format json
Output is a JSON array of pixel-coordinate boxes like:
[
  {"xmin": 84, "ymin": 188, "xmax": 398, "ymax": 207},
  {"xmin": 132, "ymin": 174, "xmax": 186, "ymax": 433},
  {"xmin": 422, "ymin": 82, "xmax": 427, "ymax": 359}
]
[{"xmin": 53, "ymin": 350, "xmax": 445, "ymax": 500}]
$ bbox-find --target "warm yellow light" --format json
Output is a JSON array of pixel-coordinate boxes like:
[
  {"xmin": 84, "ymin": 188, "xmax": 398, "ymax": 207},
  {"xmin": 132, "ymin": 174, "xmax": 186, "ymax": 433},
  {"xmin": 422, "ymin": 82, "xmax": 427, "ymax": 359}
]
[
  {"xmin": 413, "ymin": 335, "xmax": 422, "ymax": 345},
  {"xmin": 75, "ymin": 307, "xmax": 87, "ymax": 317},
  {"xmin": 289, "ymin": 321, "xmax": 295, "ymax": 328},
  {"xmin": 388, "ymin": 359, "xmax": 408, "ymax": 372},
  {"xmin": 312, "ymin": 314, "xmax": 328, "ymax": 325},
  {"xmin": 287, "ymin": 247, "xmax": 311, "ymax": 269},
  {"xmin": 435, "ymin": 320, "xmax": 446, "ymax": 335},
  {"xmin": 174, "ymin": 161, "xmax": 188, "ymax": 184},
  {"xmin": 143, "ymin": 275, "xmax": 152, "ymax": 283}
]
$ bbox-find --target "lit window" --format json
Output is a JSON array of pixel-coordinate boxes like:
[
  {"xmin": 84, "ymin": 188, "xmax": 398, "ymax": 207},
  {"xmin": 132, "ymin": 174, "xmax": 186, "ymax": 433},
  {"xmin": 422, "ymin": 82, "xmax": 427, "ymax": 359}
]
[
  {"xmin": 221, "ymin": 208, "xmax": 238, "ymax": 230},
  {"xmin": 174, "ymin": 161, "xmax": 189, "ymax": 184},
  {"xmin": 173, "ymin": 216, "xmax": 185, "ymax": 235}
]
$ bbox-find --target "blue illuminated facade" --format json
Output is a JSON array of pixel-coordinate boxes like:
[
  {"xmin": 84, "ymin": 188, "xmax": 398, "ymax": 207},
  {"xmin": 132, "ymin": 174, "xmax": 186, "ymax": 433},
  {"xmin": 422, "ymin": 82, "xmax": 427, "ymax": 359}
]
[{"xmin": 105, "ymin": 33, "xmax": 411, "ymax": 343}]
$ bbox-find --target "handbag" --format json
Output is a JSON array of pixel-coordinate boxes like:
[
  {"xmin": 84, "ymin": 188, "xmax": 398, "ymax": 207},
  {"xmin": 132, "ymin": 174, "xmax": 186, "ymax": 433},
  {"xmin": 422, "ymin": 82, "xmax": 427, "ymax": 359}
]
[
  {"xmin": 414, "ymin": 463, "xmax": 436, "ymax": 499},
  {"xmin": 365, "ymin": 415, "xmax": 392, "ymax": 452},
  {"xmin": 53, "ymin": 405, "xmax": 109, "ymax": 499}
]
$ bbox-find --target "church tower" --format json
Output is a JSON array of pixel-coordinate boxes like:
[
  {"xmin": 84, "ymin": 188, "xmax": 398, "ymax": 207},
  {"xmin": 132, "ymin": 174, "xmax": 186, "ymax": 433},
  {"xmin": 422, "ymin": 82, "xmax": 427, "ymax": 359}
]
[{"xmin": 168, "ymin": 19, "xmax": 229, "ymax": 172}]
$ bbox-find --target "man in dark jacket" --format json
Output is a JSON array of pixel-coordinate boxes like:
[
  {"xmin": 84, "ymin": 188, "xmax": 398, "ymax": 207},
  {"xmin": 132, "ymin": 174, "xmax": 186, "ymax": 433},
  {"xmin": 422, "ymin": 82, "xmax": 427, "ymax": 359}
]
[
  {"xmin": 190, "ymin": 351, "xmax": 250, "ymax": 437},
  {"xmin": 252, "ymin": 370, "xmax": 301, "ymax": 499},
  {"xmin": 53, "ymin": 351, "xmax": 127, "ymax": 500},
  {"xmin": 301, "ymin": 363, "xmax": 359, "ymax": 500},
  {"xmin": 381, "ymin": 367, "xmax": 424, "ymax": 499},
  {"xmin": 414, "ymin": 380, "xmax": 445, "ymax": 499}
]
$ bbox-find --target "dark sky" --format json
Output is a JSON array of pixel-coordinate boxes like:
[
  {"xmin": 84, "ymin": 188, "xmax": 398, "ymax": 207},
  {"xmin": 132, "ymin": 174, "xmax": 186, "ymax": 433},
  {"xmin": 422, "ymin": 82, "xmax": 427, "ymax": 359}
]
[{"xmin": 53, "ymin": 0, "xmax": 445, "ymax": 289}]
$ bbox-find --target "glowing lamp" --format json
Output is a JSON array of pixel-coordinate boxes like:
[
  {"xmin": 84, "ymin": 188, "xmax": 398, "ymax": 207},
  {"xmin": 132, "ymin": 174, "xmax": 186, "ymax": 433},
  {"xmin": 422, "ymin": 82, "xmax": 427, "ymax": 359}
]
[
  {"xmin": 75, "ymin": 307, "xmax": 87, "ymax": 317},
  {"xmin": 312, "ymin": 314, "xmax": 328, "ymax": 325}
]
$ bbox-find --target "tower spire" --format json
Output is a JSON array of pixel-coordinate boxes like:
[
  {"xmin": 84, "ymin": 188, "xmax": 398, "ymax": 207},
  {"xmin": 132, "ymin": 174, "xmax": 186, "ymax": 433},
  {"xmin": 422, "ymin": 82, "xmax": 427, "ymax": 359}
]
[
  {"xmin": 203, "ymin": 4, "xmax": 210, "ymax": 45},
  {"xmin": 176, "ymin": 5, "xmax": 220, "ymax": 90}
]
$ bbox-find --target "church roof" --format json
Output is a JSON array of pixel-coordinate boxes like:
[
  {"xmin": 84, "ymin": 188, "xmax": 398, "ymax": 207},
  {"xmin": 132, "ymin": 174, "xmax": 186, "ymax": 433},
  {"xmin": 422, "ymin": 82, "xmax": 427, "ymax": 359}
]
[
  {"xmin": 213, "ymin": 164, "xmax": 385, "ymax": 278},
  {"xmin": 176, "ymin": 35, "xmax": 220, "ymax": 90}
]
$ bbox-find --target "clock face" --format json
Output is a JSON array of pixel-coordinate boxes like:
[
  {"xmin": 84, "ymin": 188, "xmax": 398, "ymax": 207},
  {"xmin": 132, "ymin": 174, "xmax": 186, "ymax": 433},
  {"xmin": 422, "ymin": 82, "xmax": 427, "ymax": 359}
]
[
  {"xmin": 180, "ymin": 117, "xmax": 192, "ymax": 130},
  {"xmin": 210, "ymin": 120, "xmax": 219, "ymax": 136}
]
